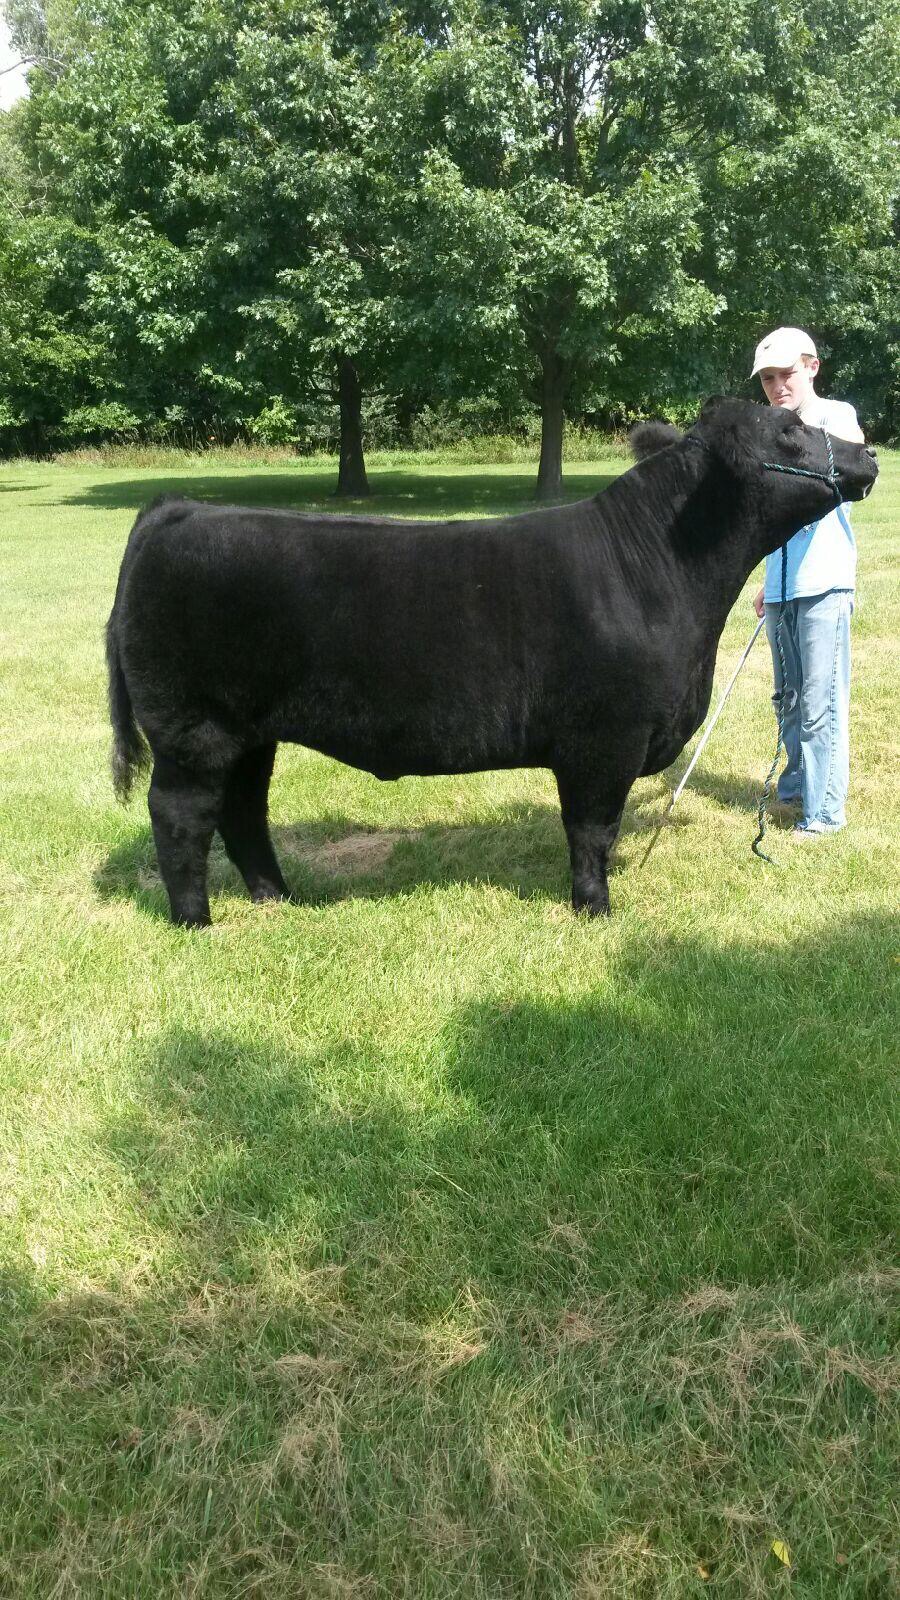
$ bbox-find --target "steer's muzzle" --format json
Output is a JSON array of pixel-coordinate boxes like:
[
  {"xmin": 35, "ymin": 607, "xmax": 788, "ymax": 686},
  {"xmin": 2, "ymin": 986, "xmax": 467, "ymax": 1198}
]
[{"xmin": 841, "ymin": 442, "xmax": 879, "ymax": 502}]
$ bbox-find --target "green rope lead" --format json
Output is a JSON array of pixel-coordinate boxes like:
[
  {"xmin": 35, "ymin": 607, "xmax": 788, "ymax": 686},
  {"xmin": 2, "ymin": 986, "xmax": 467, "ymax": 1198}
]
[{"xmin": 751, "ymin": 541, "xmax": 788, "ymax": 864}]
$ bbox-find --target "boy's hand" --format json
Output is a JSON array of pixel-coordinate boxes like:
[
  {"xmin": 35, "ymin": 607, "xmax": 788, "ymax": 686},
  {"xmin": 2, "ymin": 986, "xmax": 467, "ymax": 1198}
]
[{"xmin": 753, "ymin": 586, "xmax": 765, "ymax": 619}]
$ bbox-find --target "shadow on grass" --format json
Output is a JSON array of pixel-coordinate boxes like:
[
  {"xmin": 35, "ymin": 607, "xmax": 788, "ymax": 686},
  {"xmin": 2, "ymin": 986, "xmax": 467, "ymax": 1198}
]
[
  {"xmin": 59, "ymin": 467, "xmax": 618, "ymax": 521},
  {"xmin": 3, "ymin": 915, "xmax": 896, "ymax": 1593},
  {"xmin": 661, "ymin": 759, "xmax": 777, "ymax": 815},
  {"xmin": 95, "ymin": 912, "xmax": 897, "ymax": 1301},
  {"xmin": 93, "ymin": 793, "xmax": 677, "ymax": 922}
]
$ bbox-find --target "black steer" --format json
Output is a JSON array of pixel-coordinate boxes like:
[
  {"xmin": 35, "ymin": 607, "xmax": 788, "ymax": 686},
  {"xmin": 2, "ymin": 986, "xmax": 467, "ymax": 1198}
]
[{"xmin": 106, "ymin": 398, "xmax": 877, "ymax": 925}]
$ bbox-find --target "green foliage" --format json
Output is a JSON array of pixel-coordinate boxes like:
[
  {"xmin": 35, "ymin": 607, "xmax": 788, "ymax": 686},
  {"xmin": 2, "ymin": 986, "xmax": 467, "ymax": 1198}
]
[
  {"xmin": 418, "ymin": 0, "xmax": 898, "ymax": 444},
  {"xmin": 58, "ymin": 400, "xmax": 143, "ymax": 441},
  {"xmin": 0, "ymin": 0, "xmax": 897, "ymax": 459},
  {"xmin": 825, "ymin": 205, "xmax": 900, "ymax": 441},
  {"xmin": 248, "ymin": 397, "xmax": 302, "ymax": 446},
  {"xmin": 0, "ymin": 209, "xmax": 103, "ymax": 450}
]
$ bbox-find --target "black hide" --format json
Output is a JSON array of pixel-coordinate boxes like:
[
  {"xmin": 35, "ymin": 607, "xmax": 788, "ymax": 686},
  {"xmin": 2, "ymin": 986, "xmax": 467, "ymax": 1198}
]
[{"xmin": 107, "ymin": 398, "xmax": 877, "ymax": 924}]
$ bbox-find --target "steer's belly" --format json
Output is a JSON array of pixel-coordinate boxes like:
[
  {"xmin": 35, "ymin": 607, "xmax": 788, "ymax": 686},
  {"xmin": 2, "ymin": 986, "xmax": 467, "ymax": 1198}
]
[
  {"xmin": 299, "ymin": 743, "xmax": 525, "ymax": 782},
  {"xmin": 279, "ymin": 704, "xmax": 542, "ymax": 782}
]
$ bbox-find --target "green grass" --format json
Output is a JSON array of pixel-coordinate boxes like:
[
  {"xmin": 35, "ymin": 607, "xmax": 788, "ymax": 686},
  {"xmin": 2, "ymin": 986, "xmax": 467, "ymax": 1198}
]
[{"xmin": 0, "ymin": 451, "xmax": 897, "ymax": 1598}]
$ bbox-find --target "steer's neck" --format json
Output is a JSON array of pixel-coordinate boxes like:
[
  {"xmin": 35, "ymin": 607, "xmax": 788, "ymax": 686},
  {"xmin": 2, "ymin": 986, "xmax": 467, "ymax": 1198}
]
[{"xmin": 603, "ymin": 447, "xmax": 776, "ymax": 635}]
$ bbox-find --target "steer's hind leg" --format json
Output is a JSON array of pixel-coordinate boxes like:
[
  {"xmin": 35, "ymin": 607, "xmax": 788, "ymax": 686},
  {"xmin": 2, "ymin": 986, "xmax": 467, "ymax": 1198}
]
[
  {"xmin": 148, "ymin": 756, "xmax": 225, "ymax": 927},
  {"xmin": 555, "ymin": 766, "xmax": 636, "ymax": 918},
  {"xmin": 217, "ymin": 743, "xmax": 292, "ymax": 905}
]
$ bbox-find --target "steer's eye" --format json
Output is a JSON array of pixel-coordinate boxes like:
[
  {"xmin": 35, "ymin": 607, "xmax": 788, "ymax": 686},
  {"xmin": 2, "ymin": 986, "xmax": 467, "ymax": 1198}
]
[{"xmin": 777, "ymin": 415, "xmax": 804, "ymax": 449}]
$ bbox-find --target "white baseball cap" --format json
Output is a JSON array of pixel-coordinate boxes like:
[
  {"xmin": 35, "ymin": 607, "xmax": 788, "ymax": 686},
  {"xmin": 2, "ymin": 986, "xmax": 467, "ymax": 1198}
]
[{"xmin": 751, "ymin": 327, "xmax": 818, "ymax": 376}]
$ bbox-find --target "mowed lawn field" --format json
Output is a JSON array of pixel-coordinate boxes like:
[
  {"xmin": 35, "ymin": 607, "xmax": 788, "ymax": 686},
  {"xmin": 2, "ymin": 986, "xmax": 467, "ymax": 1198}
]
[{"xmin": 0, "ymin": 448, "xmax": 897, "ymax": 1599}]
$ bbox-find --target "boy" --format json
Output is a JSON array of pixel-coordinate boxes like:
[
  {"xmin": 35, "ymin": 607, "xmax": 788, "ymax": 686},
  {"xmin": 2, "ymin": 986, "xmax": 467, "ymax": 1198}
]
[{"xmin": 751, "ymin": 326, "xmax": 865, "ymax": 836}]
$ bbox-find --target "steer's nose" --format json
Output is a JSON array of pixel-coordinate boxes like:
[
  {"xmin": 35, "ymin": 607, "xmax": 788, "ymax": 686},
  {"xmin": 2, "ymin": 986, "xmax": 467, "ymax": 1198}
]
[{"xmin": 857, "ymin": 444, "xmax": 878, "ymax": 499}]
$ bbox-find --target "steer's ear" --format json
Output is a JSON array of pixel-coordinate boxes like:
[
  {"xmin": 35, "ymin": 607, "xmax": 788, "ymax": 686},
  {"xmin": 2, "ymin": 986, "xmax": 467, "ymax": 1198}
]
[
  {"xmin": 628, "ymin": 420, "xmax": 683, "ymax": 461},
  {"xmin": 693, "ymin": 396, "xmax": 761, "ymax": 477}
]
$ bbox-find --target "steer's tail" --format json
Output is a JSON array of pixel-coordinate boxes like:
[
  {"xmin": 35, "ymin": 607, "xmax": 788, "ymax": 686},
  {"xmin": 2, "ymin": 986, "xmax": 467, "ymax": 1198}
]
[{"xmin": 106, "ymin": 609, "xmax": 148, "ymax": 801}]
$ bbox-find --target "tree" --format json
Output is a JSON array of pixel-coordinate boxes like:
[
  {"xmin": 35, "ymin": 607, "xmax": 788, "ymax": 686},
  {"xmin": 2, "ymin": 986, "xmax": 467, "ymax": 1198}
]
[
  {"xmin": 2, "ymin": 0, "xmax": 897, "ymax": 467},
  {"xmin": 0, "ymin": 203, "xmax": 109, "ymax": 449},
  {"xmin": 820, "ymin": 204, "xmax": 900, "ymax": 442},
  {"xmin": 2, "ymin": 0, "xmax": 80, "ymax": 78},
  {"xmin": 9, "ymin": 0, "xmax": 436, "ymax": 487},
  {"xmin": 216, "ymin": 10, "xmax": 391, "ymax": 494},
  {"xmin": 404, "ymin": 0, "xmax": 899, "ymax": 494}
]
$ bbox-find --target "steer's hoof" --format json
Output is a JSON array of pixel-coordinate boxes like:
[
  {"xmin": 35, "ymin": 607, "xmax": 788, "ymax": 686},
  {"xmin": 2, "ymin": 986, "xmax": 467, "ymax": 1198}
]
[
  {"xmin": 572, "ymin": 895, "xmax": 611, "ymax": 918},
  {"xmin": 250, "ymin": 885, "xmax": 294, "ymax": 905}
]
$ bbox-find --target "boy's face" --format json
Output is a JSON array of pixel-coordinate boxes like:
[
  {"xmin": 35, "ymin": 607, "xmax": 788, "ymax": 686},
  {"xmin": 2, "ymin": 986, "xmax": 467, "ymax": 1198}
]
[{"xmin": 758, "ymin": 359, "xmax": 819, "ymax": 410}]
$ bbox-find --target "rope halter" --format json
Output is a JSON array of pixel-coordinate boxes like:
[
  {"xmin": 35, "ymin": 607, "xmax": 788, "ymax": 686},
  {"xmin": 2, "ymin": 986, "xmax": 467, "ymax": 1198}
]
[
  {"xmin": 761, "ymin": 427, "xmax": 841, "ymax": 507},
  {"xmin": 685, "ymin": 424, "xmax": 842, "ymax": 507}
]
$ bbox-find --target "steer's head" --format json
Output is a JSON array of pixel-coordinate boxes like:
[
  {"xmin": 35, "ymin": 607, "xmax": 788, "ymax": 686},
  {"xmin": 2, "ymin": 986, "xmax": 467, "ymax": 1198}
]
[
  {"xmin": 687, "ymin": 397, "xmax": 878, "ymax": 556},
  {"xmin": 630, "ymin": 398, "xmax": 878, "ymax": 562}
]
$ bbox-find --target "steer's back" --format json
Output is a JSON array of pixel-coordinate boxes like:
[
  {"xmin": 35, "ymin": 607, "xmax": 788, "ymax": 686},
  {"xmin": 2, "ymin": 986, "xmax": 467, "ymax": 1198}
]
[
  {"xmin": 115, "ymin": 493, "xmax": 669, "ymax": 778},
  {"xmin": 113, "ymin": 496, "xmax": 614, "ymax": 777}
]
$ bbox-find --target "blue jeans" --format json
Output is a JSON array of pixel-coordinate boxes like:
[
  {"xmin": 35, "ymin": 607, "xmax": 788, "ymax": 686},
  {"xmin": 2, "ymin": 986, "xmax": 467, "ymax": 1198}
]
[{"xmin": 764, "ymin": 589, "xmax": 853, "ymax": 831}]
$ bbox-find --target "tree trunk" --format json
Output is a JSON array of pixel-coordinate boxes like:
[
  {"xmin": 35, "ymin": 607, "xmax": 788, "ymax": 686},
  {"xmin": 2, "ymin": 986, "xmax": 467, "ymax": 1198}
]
[
  {"xmin": 536, "ymin": 348, "xmax": 567, "ymax": 501},
  {"xmin": 335, "ymin": 355, "xmax": 370, "ymax": 497}
]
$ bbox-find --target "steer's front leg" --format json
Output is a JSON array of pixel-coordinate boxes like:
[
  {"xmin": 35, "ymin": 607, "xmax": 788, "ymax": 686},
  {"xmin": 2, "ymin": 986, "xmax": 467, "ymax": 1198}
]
[{"xmin": 554, "ymin": 765, "xmax": 636, "ymax": 917}]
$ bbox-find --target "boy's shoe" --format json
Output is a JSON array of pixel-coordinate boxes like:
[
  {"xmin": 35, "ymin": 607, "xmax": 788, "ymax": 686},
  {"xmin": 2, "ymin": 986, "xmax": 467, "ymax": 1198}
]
[{"xmin": 792, "ymin": 821, "xmax": 844, "ymax": 839}]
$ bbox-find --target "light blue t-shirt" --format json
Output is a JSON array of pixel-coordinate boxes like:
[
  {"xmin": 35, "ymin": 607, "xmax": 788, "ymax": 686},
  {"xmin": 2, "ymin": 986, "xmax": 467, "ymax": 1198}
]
[{"xmin": 764, "ymin": 397, "xmax": 863, "ymax": 603}]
